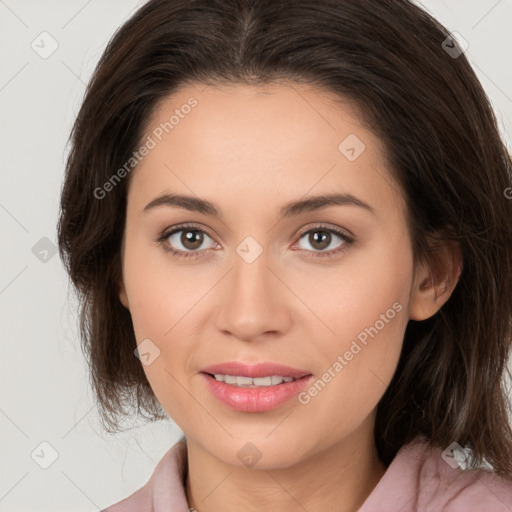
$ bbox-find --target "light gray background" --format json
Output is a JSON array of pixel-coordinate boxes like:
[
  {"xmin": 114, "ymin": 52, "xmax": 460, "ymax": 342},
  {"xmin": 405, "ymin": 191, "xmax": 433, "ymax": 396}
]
[{"xmin": 1, "ymin": 1, "xmax": 511, "ymax": 510}]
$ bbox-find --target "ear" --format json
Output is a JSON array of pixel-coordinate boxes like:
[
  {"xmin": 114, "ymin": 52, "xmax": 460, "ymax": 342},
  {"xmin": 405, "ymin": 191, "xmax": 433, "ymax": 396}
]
[
  {"xmin": 409, "ymin": 239, "xmax": 463, "ymax": 321},
  {"xmin": 119, "ymin": 278, "xmax": 129, "ymax": 309},
  {"xmin": 117, "ymin": 236, "xmax": 129, "ymax": 310}
]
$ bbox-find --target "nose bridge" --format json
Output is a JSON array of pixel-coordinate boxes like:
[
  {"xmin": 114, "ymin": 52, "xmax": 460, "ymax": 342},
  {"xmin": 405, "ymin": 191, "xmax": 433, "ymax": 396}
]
[
  {"xmin": 232, "ymin": 240, "xmax": 271, "ymax": 297},
  {"xmin": 214, "ymin": 236, "xmax": 289, "ymax": 339},
  {"xmin": 231, "ymin": 239, "xmax": 275, "ymax": 310}
]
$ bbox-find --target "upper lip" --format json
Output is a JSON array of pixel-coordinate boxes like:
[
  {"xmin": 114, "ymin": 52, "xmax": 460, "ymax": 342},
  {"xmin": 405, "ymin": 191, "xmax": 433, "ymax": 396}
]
[{"xmin": 201, "ymin": 361, "xmax": 311, "ymax": 379}]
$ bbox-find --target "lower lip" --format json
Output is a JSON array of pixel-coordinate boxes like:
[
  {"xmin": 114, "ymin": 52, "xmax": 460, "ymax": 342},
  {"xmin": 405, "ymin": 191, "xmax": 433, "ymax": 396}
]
[{"xmin": 201, "ymin": 373, "xmax": 314, "ymax": 412}]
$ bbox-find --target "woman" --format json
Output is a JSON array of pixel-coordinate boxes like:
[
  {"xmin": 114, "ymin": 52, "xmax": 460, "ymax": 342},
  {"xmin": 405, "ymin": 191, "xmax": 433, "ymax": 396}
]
[{"xmin": 57, "ymin": 0, "xmax": 512, "ymax": 510}]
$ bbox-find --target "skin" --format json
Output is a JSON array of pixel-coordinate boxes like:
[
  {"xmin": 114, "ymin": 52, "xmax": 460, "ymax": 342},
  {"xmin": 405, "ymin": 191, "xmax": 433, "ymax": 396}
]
[{"xmin": 118, "ymin": 82, "xmax": 461, "ymax": 512}]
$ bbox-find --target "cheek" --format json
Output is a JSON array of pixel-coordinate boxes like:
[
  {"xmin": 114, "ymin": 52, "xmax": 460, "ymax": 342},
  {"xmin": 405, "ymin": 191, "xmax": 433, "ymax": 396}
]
[
  {"xmin": 122, "ymin": 267, "xmax": 193, "ymax": 427},
  {"xmin": 122, "ymin": 232, "xmax": 202, "ymax": 340},
  {"xmin": 288, "ymin": 224, "xmax": 412, "ymax": 341},
  {"xmin": 293, "ymin": 234, "xmax": 413, "ymax": 439},
  {"xmin": 121, "ymin": 235, "xmax": 211, "ymax": 421}
]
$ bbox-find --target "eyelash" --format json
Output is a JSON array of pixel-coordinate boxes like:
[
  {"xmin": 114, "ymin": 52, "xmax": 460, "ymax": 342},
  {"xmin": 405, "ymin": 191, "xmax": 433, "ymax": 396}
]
[{"xmin": 156, "ymin": 222, "xmax": 355, "ymax": 260}]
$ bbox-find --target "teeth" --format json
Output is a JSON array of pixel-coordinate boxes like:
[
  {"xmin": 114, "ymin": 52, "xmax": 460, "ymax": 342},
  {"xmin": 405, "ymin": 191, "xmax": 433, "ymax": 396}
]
[{"xmin": 212, "ymin": 374, "xmax": 297, "ymax": 387}]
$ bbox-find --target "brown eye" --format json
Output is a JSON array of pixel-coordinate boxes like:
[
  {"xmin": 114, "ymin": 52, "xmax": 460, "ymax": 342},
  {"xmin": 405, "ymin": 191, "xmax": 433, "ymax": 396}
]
[
  {"xmin": 179, "ymin": 229, "xmax": 204, "ymax": 250},
  {"xmin": 298, "ymin": 228, "xmax": 348, "ymax": 254},
  {"xmin": 308, "ymin": 230, "xmax": 332, "ymax": 251},
  {"xmin": 294, "ymin": 226, "xmax": 354, "ymax": 257},
  {"xmin": 163, "ymin": 227, "xmax": 216, "ymax": 254}
]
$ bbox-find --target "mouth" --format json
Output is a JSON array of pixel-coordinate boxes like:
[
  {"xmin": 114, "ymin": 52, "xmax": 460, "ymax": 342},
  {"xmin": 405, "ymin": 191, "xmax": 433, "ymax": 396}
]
[{"xmin": 199, "ymin": 362, "xmax": 314, "ymax": 412}]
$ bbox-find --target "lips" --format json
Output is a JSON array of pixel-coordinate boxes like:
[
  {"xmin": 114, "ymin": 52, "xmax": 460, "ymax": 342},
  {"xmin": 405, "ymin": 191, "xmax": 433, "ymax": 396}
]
[
  {"xmin": 201, "ymin": 372, "xmax": 314, "ymax": 412},
  {"xmin": 200, "ymin": 361, "xmax": 311, "ymax": 379}
]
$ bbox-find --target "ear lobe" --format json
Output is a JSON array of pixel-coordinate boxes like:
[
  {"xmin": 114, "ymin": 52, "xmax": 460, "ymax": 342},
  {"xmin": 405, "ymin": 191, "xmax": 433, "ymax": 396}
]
[
  {"xmin": 119, "ymin": 280, "xmax": 129, "ymax": 309},
  {"xmin": 409, "ymin": 240, "xmax": 463, "ymax": 321}
]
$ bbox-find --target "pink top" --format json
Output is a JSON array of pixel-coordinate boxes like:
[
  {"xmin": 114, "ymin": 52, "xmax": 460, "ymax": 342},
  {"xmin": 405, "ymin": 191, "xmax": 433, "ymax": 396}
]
[{"xmin": 101, "ymin": 437, "xmax": 512, "ymax": 511}]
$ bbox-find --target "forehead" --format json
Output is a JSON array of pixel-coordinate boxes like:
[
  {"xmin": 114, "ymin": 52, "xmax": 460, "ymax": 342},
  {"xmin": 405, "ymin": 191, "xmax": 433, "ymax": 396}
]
[{"xmin": 129, "ymin": 82, "xmax": 403, "ymax": 219}]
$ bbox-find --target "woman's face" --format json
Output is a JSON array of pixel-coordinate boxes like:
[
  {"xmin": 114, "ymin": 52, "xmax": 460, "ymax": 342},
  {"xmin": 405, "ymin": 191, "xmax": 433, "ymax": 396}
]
[{"xmin": 119, "ymin": 82, "xmax": 423, "ymax": 468}]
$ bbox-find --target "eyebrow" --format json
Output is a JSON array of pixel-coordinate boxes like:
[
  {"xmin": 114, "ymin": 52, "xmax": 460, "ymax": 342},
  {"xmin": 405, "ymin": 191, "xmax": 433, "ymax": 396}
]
[{"xmin": 143, "ymin": 192, "xmax": 376, "ymax": 218}]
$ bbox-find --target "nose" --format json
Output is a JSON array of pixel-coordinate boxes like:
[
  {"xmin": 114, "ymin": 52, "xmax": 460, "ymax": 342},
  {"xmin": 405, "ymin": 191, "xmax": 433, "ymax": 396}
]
[{"xmin": 214, "ymin": 246, "xmax": 292, "ymax": 342}]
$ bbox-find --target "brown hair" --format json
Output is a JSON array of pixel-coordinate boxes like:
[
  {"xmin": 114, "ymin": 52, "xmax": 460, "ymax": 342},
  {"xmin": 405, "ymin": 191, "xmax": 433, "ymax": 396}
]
[{"xmin": 57, "ymin": 0, "xmax": 512, "ymax": 476}]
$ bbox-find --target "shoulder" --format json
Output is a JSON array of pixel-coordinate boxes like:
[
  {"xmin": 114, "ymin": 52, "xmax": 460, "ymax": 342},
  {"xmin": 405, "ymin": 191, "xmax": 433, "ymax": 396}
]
[
  {"xmin": 100, "ymin": 439, "xmax": 189, "ymax": 512},
  {"xmin": 359, "ymin": 437, "xmax": 512, "ymax": 512}
]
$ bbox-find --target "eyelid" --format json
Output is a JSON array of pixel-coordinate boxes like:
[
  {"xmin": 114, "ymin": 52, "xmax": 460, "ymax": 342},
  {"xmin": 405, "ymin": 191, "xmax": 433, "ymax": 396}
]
[
  {"xmin": 160, "ymin": 222, "xmax": 218, "ymax": 242},
  {"xmin": 294, "ymin": 222, "xmax": 354, "ymax": 240}
]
